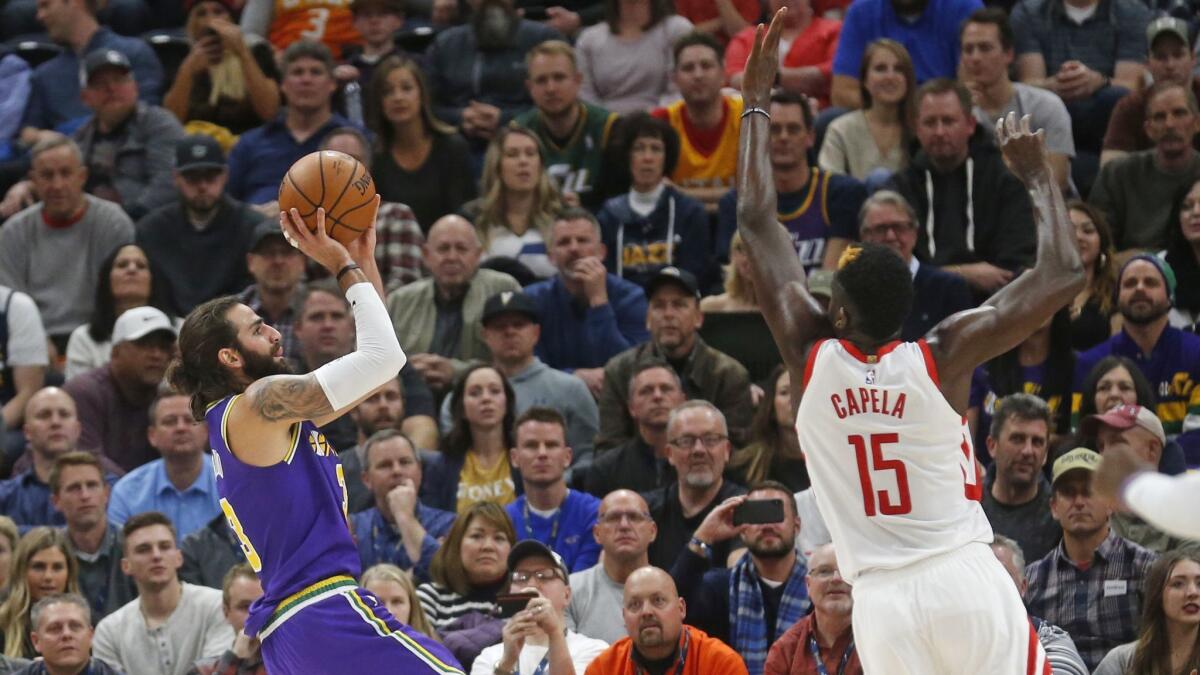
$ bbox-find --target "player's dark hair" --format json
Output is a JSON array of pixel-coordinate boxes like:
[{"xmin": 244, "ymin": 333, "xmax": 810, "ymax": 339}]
[
  {"xmin": 832, "ymin": 243, "xmax": 913, "ymax": 342},
  {"xmin": 122, "ymin": 512, "xmax": 178, "ymax": 551},
  {"xmin": 769, "ymin": 91, "xmax": 815, "ymax": 131},
  {"xmin": 430, "ymin": 502, "xmax": 516, "ymax": 595},
  {"xmin": 168, "ymin": 295, "xmax": 242, "ymax": 421},
  {"xmin": 513, "ymin": 406, "xmax": 566, "ymax": 437},
  {"xmin": 988, "ymin": 393, "xmax": 1053, "ymax": 442},
  {"xmin": 1130, "ymin": 551, "xmax": 1200, "ymax": 673},
  {"xmin": 961, "ymin": 7, "xmax": 1015, "ymax": 51},
  {"xmin": 439, "ymin": 364, "xmax": 516, "ymax": 460},
  {"xmin": 671, "ymin": 31, "xmax": 724, "ymax": 66},
  {"xmin": 1077, "ymin": 355, "xmax": 1158, "ymax": 423},
  {"xmin": 87, "ymin": 244, "xmax": 179, "ymax": 343}
]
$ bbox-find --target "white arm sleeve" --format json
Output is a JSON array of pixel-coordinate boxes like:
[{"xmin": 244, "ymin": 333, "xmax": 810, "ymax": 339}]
[
  {"xmin": 313, "ymin": 282, "xmax": 407, "ymax": 411},
  {"xmin": 1123, "ymin": 471, "xmax": 1200, "ymax": 541}
]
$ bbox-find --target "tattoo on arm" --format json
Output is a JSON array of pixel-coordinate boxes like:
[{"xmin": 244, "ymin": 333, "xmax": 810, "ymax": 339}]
[{"xmin": 247, "ymin": 374, "xmax": 334, "ymax": 422}]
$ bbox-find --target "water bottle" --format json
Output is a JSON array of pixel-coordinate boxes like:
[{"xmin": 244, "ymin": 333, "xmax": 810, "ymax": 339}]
[{"xmin": 344, "ymin": 81, "xmax": 364, "ymax": 126}]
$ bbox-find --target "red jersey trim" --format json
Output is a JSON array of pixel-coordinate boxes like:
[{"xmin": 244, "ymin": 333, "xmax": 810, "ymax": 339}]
[
  {"xmin": 837, "ymin": 339, "xmax": 901, "ymax": 364},
  {"xmin": 802, "ymin": 339, "xmax": 827, "ymax": 389},
  {"xmin": 917, "ymin": 339, "xmax": 940, "ymax": 386}
]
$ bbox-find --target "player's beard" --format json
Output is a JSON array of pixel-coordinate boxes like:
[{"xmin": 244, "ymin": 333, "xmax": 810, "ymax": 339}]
[{"xmin": 240, "ymin": 347, "xmax": 295, "ymax": 381}]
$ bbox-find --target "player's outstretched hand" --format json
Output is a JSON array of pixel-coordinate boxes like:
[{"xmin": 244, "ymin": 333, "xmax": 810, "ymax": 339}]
[
  {"xmin": 742, "ymin": 8, "xmax": 786, "ymax": 109},
  {"xmin": 995, "ymin": 112, "xmax": 1049, "ymax": 185},
  {"xmin": 279, "ymin": 207, "xmax": 354, "ymax": 276}
]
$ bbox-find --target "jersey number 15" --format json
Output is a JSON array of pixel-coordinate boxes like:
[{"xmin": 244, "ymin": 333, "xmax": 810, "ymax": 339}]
[{"xmin": 850, "ymin": 432, "xmax": 982, "ymax": 517}]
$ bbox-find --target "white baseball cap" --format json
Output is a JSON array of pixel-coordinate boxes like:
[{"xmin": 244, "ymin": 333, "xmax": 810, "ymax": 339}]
[{"xmin": 112, "ymin": 306, "xmax": 177, "ymax": 344}]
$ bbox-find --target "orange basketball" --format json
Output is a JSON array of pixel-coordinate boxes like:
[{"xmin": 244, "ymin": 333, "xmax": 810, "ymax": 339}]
[{"xmin": 278, "ymin": 150, "xmax": 376, "ymax": 246}]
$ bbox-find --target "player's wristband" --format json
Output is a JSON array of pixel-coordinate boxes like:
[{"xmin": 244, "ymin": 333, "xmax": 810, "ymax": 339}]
[
  {"xmin": 741, "ymin": 107, "xmax": 770, "ymax": 121},
  {"xmin": 336, "ymin": 263, "xmax": 361, "ymax": 282}
]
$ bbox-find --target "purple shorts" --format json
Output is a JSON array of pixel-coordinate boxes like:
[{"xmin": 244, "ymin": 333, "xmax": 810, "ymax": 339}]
[{"xmin": 260, "ymin": 587, "xmax": 463, "ymax": 674}]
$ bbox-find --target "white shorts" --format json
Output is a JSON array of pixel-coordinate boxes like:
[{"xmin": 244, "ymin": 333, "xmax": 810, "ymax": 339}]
[{"xmin": 851, "ymin": 542, "xmax": 1049, "ymax": 675}]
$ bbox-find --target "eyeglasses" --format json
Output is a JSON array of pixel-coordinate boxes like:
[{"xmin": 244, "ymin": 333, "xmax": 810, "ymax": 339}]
[
  {"xmin": 598, "ymin": 511, "xmax": 652, "ymax": 525},
  {"xmin": 669, "ymin": 433, "xmax": 728, "ymax": 449},
  {"xmin": 809, "ymin": 567, "xmax": 843, "ymax": 580},
  {"xmin": 860, "ymin": 221, "xmax": 913, "ymax": 238},
  {"xmin": 511, "ymin": 568, "xmax": 563, "ymax": 584}
]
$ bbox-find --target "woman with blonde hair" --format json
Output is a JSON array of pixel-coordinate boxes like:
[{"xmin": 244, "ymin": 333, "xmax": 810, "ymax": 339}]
[
  {"xmin": 1094, "ymin": 551, "xmax": 1200, "ymax": 674},
  {"xmin": 361, "ymin": 564, "xmax": 439, "ymax": 641},
  {"xmin": 728, "ymin": 366, "xmax": 810, "ymax": 491},
  {"xmin": 1066, "ymin": 200, "xmax": 1119, "ymax": 351},
  {"xmin": 701, "ymin": 231, "xmax": 758, "ymax": 313},
  {"xmin": 163, "ymin": 0, "xmax": 280, "ymax": 135},
  {"xmin": 460, "ymin": 127, "xmax": 564, "ymax": 279},
  {"xmin": 0, "ymin": 528, "xmax": 79, "ymax": 658},
  {"xmin": 819, "ymin": 38, "xmax": 915, "ymax": 181},
  {"xmin": 0, "ymin": 517, "xmax": 16, "ymax": 592},
  {"xmin": 367, "ymin": 55, "xmax": 477, "ymax": 233}
]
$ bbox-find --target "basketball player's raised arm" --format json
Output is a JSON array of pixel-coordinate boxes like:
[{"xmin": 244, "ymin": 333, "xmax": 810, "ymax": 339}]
[
  {"xmin": 928, "ymin": 114, "xmax": 1085, "ymax": 404},
  {"xmin": 243, "ymin": 201, "xmax": 406, "ymax": 428},
  {"xmin": 736, "ymin": 8, "xmax": 832, "ymax": 372}
]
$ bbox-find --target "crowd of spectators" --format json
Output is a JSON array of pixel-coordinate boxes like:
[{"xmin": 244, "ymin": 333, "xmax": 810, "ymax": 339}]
[{"xmin": 1, "ymin": 0, "xmax": 1200, "ymax": 671}]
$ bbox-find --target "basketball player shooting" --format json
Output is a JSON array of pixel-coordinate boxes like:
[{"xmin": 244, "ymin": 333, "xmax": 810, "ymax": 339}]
[
  {"xmin": 737, "ymin": 10, "xmax": 1084, "ymax": 674},
  {"xmin": 167, "ymin": 203, "xmax": 463, "ymax": 674}
]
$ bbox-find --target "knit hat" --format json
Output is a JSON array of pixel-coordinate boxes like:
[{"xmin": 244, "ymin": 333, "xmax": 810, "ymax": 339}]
[{"xmin": 1118, "ymin": 254, "xmax": 1176, "ymax": 305}]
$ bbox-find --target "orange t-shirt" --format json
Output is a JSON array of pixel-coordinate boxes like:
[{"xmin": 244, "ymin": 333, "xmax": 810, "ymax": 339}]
[
  {"xmin": 584, "ymin": 627, "xmax": 750, "ymax": 675},
  {"xmin": 269, "ymin": 0, "xmax": 361, "ymax": 58},
  {"xmin": 725, "ymin": 17, "xmax": 841, "ymax": 107},
  {"xmin": 651, "ymin": 95, "xmax": 743, "ymax": 189}
]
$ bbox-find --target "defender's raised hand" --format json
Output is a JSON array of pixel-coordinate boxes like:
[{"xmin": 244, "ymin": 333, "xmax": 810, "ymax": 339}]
[
  {"xmin": 995, "ymin": 112, "xmax": 1049, "ymax": 185},
  {"xmin": 742, "ymin": 8, "xmax": 787, "ymax": 108}
]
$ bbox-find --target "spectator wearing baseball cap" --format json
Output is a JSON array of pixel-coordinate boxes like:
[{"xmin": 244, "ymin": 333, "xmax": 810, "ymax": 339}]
[
  {"xmin": 63, "ymin": 307, "xmax": 179, "ymax": 472},
  {"xmin": 438, "ymin": 291, "xmax": 600, "ymax": 475},
  {"xmin": 1072, "ymin": 255, "xmax": 1200, "ymax": 441},
  {"xmin": 1085, "ymin": 404, "xmax": 1200, "ymax": 553},
  {"xmin": 74, "ymin": 49, "xmax": 185, "ymax": 221},
  {"xmin": 136, "ymin": 135, "xmax": 266, "ymax": 313},
  {"xmin": 236, "ymin": 219, "xmax": 309, "ymax": 363},
  {"xmin": 163, "ymin": 0, "xmax": 281, "ymax": 137},
  {"xmin": 1024, "ymin": 447, "xmax": 1158, "ymax": 671},
  {"xmin": 474, "ymin": 540, "xmax": 609, "ymax": 675},
  {"xmin": 596, "ymin": 266, "xmax": 753, "ymax": 451}
]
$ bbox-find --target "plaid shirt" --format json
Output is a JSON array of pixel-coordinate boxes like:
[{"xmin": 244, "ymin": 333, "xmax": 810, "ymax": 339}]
[
  {"xmin": 237, "ymin": 284, "xmax": 305, "ymax": 362},
  {"xmin": 1009, "ymin": 0, "xmax": 1151, "ymax": 76},
  {"xmin": 375, "ymin": 201, "xmax": 426, "ymax": 292},
  {"xmin": 1024, "ymin": 530, "xmax": 1157, "ymax": 670}
]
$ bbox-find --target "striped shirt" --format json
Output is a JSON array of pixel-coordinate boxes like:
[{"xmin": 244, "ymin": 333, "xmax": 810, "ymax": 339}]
[
  {"xmin": 1024, "ymin": 530, "xmax": 1157, "ymax": 670},
  {"xmin": 415, "ymin": 583, "xmax": 502, "ymax": 632}
]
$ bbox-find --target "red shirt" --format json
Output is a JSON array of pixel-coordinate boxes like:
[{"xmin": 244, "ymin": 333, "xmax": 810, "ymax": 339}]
[
  {"xmin": 672, "ymin": 0, "xmax": 762, "ymax": 44},
  {"xmin": 725, "ymin": 17, "xmax": 841, "ymax": 108},
  {"xmin": 764, "ymin": 614, "xmax": 863, "ymax": 675},
  {"xmin": 584, "ymin": 626, "xmax": 749, "ymax": 675}
]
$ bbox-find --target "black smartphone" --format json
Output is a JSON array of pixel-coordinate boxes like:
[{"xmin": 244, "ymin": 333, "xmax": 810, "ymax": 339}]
[
  {"xmin": 496, "ymin": 591, "xmax": 538, "ymax": 618},
  {"xmin": 733, "ymin": 498, "xmax": 785, "ymax": 526},
  {"xmin": 522, "ymin": 5, "xmax": 550, "ymax": 20}
]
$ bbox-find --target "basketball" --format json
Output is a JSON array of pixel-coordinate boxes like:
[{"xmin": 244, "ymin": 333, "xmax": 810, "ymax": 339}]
[{"xmin": 277, "ymin": 150, "xmax": 376, "ymax": 246}]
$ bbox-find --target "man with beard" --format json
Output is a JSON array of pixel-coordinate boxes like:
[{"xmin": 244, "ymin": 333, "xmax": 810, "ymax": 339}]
[
  {"xmin": 505, "ymin": 408, "xmax": 602, "ymax": 573},
  {"xmin": 762, "ymin": 544, "xmax": 863, "ymax": 675},
  {"xmin": 596, "ymin": 268, "xmax": 752, "ymax": 450},
  {"xmin": 426, "ymin": 0, "xmax": 560, "ymax": 149},
  {"xmin": 137, "ymin": 135, "xmax": 264, "ymax": 314},
  {"xmin": 348, "ymin": 429, "xmax": 455, "ymax": 581},
  {"xmin": 641, "ymin": 400, "xmax": 747, "ymax": 570},
  {"xmin": 514, "ymin": 41, "xmax": 617, "ymax": 210},
  {"xmin": 166, "ymin": 205, "xmax": 462, "ymax": 673},
  {"xmin": 981, "ymin": 394, "xmax": 1062, "ymax": 563},
  {"xmin": 829, "ymin": 0, "xmax": 981, "ymax": 109},
  {"xmin": 716, "ymin": 91, "xmax": 865, "ymax": 274},
  {"xmin": 1024, "ymin": 449, "xmax": 1157, "ymax": 670},
  {"xmin": 1072, "ymin": 256, "xmax": 1200, "ymax": 439},
  {"xmin": 1089, "ymin": 81, "xmax": 1200, "ymax": 253},
  {"xmin": 884, "ymin": 79, "xmax": 1036, "ymax": 296},
  {"xmin": 584, "ymin": 566, "xmax": 748, "ymax": 675},
  {"xmin": 669, "ymin": 481, "xmax": 810, "ymax": 674}
]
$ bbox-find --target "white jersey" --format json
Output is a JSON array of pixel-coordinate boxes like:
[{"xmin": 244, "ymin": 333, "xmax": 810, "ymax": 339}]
[{"xmin": 795, "ymin": 339, "xmax": 993, "ymax": 583}]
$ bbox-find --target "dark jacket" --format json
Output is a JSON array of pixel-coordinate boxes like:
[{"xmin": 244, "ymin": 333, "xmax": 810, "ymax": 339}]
[
  {"xmin": 14, "ymin": 658, "xmax": 123, "ymax": 675},
  {"xmin": 902, "ymin": 261, "xmax": 976, "ymax": 340},
  {"xmin": 886, "ymin": 126, "xmax": 1036, "ymax": 274},
  {"xmin": 597, "ymin": 337, "xmax": 754, "ymax": 450},
  {"xmin": 74, "ymin": 102, "xmax": 186, "ymax": 220},
  {"xmin": 180, "ymin": 514, "xmax": 244, "ymax": 589},
  {"xmin": 584, "ymin": 434, "xmax": 675, "ymax": 498},
  {"xmin": 427, "ymin": 19, "xmax": 561, "ymax": 128},
  {"xmin": 525, "ymin": 273, "xmax": 649, "ymax": 371},
  {"xmin": 597, "ymin": 185, "xmax": 718, "ymax": 293}
]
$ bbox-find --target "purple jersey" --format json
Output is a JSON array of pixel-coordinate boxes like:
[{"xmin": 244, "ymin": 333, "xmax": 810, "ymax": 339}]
[
  {"xmin": 778, "ymin": 168, "xmax": 853, "ymax": 273},
  {"xmin": 206, "ymin": 394, "xmax": 362, "ymax": 639}
]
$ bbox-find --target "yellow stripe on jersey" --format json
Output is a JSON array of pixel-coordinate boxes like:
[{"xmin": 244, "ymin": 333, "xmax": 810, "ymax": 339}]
[
  {"xmin": 344, "ymin": 591, "xmax": 464, "ymax": 674},
  {"xmin": 282, "ymin": 423, "xmax": 302, "ymax": 464}
]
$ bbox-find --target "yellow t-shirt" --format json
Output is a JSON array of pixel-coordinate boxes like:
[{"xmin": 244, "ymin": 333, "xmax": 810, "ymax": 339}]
[{"xmin": 456, "ymin": 452, "xmax": 517, "ymax": 515}]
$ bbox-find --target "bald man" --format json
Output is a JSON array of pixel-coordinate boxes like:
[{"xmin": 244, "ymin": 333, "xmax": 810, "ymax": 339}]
[
  {"xmin": 385, "ymin": 215, "xmax": 521, "ymax": 391},
  {"xmin": 568, "ymin": 490, "xmax": 659, "ymax": 643},
  {"xmin": 585, "ymin": 566, "xmax": 748, "ymax": 675}
]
